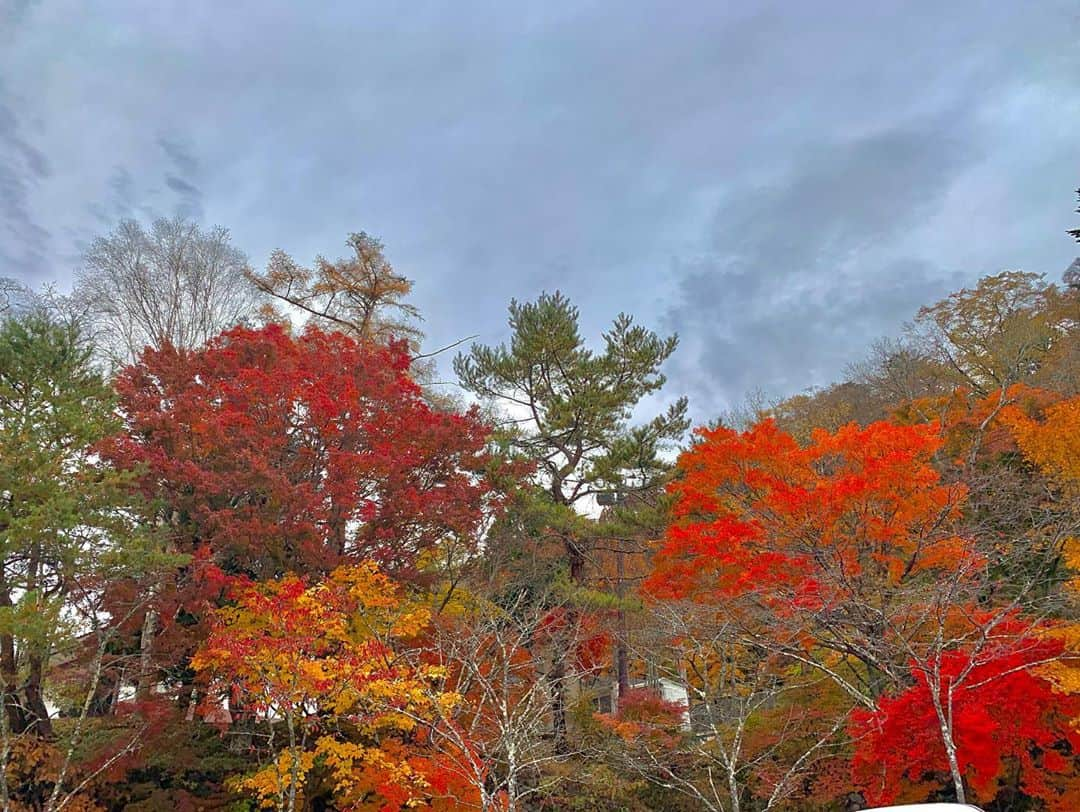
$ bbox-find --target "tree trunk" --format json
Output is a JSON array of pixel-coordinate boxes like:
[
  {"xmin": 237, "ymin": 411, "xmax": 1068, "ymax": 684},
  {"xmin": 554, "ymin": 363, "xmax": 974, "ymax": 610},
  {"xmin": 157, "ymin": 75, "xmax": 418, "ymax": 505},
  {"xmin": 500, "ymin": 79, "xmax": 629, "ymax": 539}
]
[
  {"xmin": 615, "ymin": 548, "xmax": 630, "ymax": 704},
  {"xmin": 0, "ymin": 672, "xmax": 11, "ymax": 811},
  {"xmin": 135, "ymin": 608, "xmax": 157, "ymax": 701},
  {"xmin": 0, "ymin": 634, "xmax": 24, "ymax": 736},
  {"xmin": 566, "ymin": 536, "xmax": 585, "ymax": 584},
  {"xmin": 286, "ymin": 711, "xmax": 299, "ymax": 812},
  {"xmin": 548, "ymin": 657, "xmax": 569, "ymax": 756},
  {"xmin": 615, "ymin": 633, "xmax": 630, "ymax": 703},
  {"xmin": 505, "ymin": 768, "xmax": 518, "ymax": 812},
  {"xmin": 727, "ymin": 763, "xmax": 741, "ymax": 812},
  {"xmin": 547, "ymin": 532, "xmax": 585, "ymax": 754},
  {"xmin": 929, "ymin": 677, "xmax": 966, "ymax": 804},
  {"xmin": 0, "ymin": 588, "xmax": 26, "ymax": 736},
  {"xmin": 23, "ymin": 652, "xmax": 53, "ymax": 738}
]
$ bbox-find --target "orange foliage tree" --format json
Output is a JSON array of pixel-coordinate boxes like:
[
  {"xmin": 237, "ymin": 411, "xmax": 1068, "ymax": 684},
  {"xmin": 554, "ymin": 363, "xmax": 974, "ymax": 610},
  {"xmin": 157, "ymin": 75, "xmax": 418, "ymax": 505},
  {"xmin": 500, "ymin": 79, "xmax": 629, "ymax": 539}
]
[{"xmin": 647, "ymin": 419, "xmax": 971, "ymax": 698}]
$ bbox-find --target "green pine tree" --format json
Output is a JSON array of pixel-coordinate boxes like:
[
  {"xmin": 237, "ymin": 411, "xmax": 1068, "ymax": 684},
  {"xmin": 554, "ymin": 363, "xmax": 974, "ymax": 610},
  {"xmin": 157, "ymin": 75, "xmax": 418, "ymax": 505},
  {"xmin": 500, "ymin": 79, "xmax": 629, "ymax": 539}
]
[
  {"xmin": 454, "ymin": 291, "xmax": 688, "ymax": 751},
  {"xmin": 0, "ymin": 306, "xmax": 168, "ymax": 746}
]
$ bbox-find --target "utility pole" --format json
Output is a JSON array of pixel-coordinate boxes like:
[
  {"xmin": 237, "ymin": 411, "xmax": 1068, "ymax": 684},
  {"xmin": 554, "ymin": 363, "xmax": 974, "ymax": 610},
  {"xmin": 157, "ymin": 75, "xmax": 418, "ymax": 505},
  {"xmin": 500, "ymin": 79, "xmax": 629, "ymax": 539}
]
[{"xmin": 597, "ymin": 490, "xmax": 631, "ymax": 705}]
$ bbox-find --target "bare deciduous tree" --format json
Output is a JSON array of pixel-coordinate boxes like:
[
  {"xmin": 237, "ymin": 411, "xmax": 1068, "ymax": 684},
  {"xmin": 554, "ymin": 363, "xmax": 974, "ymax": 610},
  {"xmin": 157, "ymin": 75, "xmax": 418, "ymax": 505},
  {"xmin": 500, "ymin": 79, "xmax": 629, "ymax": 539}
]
[
  {"xmin": 0, "ymin": 279, "xmax": 24, "ymax": 316},
  {"xmin": 412, "ymin": 587, "xmax": 586, "ymax": 811},
  {"xmin": 602, "ymin": 598, "xmax": 853, "ymax": 812},
  {"xmin": 75, "ymin": 217, "xmax": 258, "ymax": 366}
]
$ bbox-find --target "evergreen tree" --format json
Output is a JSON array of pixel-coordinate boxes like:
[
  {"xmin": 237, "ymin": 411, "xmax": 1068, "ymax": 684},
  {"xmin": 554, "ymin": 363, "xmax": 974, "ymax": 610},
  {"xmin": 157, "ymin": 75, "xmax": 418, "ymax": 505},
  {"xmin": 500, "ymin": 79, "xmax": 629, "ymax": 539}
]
[
  {"xmin": 454, "ymin": 291, "xmax": 688, "ymax": 750},
  {"xmin": 0, "ymin": 308, "xmax": 161, "ymax": 740}
]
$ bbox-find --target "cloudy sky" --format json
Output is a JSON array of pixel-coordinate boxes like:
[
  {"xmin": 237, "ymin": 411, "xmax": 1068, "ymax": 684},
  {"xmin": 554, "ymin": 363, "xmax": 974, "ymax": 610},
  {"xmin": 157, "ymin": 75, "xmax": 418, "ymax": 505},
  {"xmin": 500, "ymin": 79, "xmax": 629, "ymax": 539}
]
[{"xmin": 2, "ymin": 1, "xmax": 1078, "ymax": 421}]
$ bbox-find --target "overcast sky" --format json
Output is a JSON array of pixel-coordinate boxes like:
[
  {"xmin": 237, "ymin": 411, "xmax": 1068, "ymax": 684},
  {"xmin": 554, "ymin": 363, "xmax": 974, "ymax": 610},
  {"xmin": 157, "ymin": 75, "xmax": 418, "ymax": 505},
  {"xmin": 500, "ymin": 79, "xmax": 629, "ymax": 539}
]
[{"xmin": 2, "ymin": 1, "xmax": 1078, "ymax": 421}]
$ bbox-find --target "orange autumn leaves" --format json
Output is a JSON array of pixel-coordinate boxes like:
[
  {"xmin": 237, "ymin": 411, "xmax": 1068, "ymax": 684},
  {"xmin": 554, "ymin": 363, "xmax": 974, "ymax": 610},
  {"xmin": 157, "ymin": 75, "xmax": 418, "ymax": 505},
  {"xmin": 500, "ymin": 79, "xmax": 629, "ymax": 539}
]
[
  {"xmin": 647, "ymin": 418, "xmax": 971, "ymax": 607},
  {"xmin": 1001, "ymin": 392, "xmax": 1080, "ymax": 706},
  {"xmin": 1005, "ymin": 393, "xmax": 1080, "ymax": 494}
]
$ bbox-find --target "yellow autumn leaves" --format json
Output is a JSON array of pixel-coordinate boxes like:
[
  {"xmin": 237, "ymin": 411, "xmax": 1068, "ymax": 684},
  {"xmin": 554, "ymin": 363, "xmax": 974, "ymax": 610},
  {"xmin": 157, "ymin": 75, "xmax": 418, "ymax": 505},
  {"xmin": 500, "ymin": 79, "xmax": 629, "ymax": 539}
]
[
  {"xmin": 192, "ymin": 562, "xmax": 462, "ymax": 811},
  {"xmin": 1004, "ymin": 396, "xmax": 1080, "ymax": 705}
]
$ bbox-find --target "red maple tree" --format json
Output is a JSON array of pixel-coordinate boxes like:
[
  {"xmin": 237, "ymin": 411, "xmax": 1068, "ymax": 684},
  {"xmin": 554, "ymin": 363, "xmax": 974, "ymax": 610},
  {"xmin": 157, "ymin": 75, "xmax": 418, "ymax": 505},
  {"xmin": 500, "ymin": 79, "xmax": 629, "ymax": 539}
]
[
  {"xmin": 852, "ymin": 636, "xmax": 1080, "ymax": 810},
  {"xmin": 104, "ymin": 324, "xmax": 500, "ymax": 655}
]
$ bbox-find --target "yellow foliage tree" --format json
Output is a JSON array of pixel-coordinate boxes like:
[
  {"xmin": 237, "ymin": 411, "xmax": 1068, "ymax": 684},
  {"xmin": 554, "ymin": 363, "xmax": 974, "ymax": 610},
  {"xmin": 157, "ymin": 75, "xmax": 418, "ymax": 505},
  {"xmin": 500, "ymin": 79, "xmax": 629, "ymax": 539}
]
[
  {"xmin": 192, "ymin": 563, "xmax": 470, "ymax": 812},
  {"xmin": 1007, "ymin": 395, "xmax": 1080, "ymax": 492},
  {"xmin": 1004, "ymin": 395, "xmax": 1080, "ymax": 701}
]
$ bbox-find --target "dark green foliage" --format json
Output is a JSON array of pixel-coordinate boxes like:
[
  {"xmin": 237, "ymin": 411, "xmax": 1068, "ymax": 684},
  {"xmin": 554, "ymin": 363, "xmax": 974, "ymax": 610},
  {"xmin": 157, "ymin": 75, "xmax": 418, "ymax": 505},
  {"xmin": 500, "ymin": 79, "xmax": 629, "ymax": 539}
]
[{"xmin": 455, "ymin": 291, "xmax": 688, "ymax": 512}]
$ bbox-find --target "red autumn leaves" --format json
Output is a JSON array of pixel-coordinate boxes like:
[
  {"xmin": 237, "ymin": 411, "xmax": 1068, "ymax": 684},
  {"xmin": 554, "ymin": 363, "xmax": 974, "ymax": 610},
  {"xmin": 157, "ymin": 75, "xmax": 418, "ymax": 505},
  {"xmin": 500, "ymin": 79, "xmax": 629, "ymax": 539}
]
[
  {"xmin": 648, "ymin": 419, "xmax": 970, "ymax": 604},
  {"xmin": 103, "ymin": 324, "xmax": 498, "ymax": 634}
]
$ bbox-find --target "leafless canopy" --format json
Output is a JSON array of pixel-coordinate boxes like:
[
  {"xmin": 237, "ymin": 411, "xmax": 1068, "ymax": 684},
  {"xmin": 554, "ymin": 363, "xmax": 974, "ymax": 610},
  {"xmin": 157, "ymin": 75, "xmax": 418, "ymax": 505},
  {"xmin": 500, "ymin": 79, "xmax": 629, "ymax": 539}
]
[
  {"xmin": 0, "ymin": 278, "xmax": 28, "ymax": 316},
  {"xmin": 75, "ymin": 217, "xmax": 258, "ymax": 366}
]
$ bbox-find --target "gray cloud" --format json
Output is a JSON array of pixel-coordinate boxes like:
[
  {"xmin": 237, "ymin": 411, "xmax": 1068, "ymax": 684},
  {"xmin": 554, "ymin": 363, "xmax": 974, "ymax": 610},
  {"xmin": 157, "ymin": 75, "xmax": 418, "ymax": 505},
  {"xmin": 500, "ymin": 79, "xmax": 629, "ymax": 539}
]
[
  {"xmin": 0, "ymin": 92, "xmax": 51, "ymax": 278},
  {"xmin": 1, "ymin": 1, "xmax": 1078, "ymax": 418},
  {"xmin": 158, "ymin": 137, "xmax": 198, "ymax": 178},
  {"xmin": 665, "ymin": 256, "xmax": 965, "ymax": 415},
  {"xmin": 662, "ymin": 111, "xmax": 978, "ymax": 416},
  {"xmin": 159, "ymin": 137, "xmax": 204, "ymax": 219},
  {"xmin": 164, "ymin": 176, "xmax": 203, "ymax": 220}
]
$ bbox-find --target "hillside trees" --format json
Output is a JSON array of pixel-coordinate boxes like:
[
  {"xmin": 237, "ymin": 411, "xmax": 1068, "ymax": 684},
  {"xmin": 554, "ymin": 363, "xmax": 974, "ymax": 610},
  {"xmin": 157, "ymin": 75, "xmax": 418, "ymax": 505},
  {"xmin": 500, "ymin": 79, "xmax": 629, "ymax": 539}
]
[
  {"xmin": 768, "ymin": 269, "xmax": 1080, "ymax": 446},
  {"xmin": 1001, "ymin": 392, "xmax": 1080, "ymax": 716},
  {"xmin": 646, "ymin": 417, "xmax": 1077, "ymax": 807},
  {"xmin": 912, "ymin": 271, "xmax": 1068, "ymax": 397},
  {"xmin": 1006, "ymin": 393, "xmax": 1080, "ymax": 491}
]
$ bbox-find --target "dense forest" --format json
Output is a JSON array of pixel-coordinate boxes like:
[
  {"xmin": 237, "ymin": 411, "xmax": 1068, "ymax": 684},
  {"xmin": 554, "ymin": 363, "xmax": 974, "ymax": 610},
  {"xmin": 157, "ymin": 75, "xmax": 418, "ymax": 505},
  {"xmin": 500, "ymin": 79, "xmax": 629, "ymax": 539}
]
[{"xmin": 1, "ymin": 198, "xmax": 1079, "ymax": 812}]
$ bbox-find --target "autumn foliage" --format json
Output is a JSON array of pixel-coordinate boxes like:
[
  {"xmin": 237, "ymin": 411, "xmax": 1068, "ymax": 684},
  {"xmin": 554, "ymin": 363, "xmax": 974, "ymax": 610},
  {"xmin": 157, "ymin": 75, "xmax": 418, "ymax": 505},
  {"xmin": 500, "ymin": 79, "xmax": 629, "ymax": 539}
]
[
  {"xmin": 101, "ymin": 324, "xmax": 498, "ymax": 662},
  {"xmin": 647, "ymin": 418, "xmax": 970, "ymax": 608},
  {"xmin": 852, "ymin": 638, "xmax": 1080, "ymax": 810},
  {"xmin": 109, "ymin": 324, "xmax": 495, "ymax": 578},
  {"xmin": 1005, "ymin": 392, "xmax": 1080, "ymax": 492},
  {"xmin": 597, "ymin": 687, "xmax": 687, "ymax": 748},
  {"xmin": 192, "ymin": 563, "xmax": 476, "ymax": 811},
  {"xmin": 646, "ymin": 415, "xmax": 1079, "ymax": 809},
  {"xmin": 4, "ymin": 248, "xmax": 1079, "ymax": 811}
]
